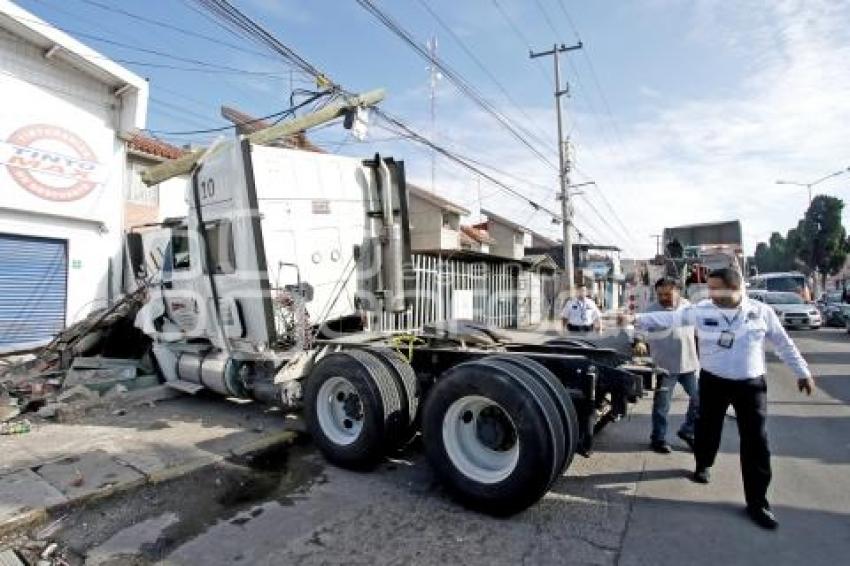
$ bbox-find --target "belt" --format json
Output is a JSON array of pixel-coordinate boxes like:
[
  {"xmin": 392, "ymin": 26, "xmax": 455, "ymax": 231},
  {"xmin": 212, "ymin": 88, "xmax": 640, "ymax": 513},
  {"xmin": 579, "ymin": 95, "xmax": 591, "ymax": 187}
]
[{"xmin": 700, "ymin": 369, "xmax": 765, "ymax": 381}]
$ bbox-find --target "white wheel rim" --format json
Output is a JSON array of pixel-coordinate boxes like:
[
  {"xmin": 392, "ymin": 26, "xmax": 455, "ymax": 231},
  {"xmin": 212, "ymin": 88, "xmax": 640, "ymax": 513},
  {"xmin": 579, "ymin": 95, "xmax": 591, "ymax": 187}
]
[
  {"xmin": 442, "ymin": 395, "xmax": 520, "ymax": 484},
  {"xmin": 316, "ymin": 376, "xmax": 364, "ymax": 446}
]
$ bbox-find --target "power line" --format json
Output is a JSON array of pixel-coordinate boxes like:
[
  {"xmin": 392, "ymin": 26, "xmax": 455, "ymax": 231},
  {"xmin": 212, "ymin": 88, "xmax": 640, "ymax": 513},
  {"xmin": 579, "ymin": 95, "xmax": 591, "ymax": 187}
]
[
  {"xmin": 415, "ymin": 0, "xmax": 554, "ymax": 151},
  {"xmin": 149, "ymin": 97, "xmax": 216, "ymax": 124},
  {"xmin": 490, "ymin": 0, "xmax": 554, "ymax": 88},
  {"xmin": 12, "ymin": 10, "xmax": 300, "ymax": 78},
  {"xmin": 192, "ymin": 0, "xmax": 330, "ymax": 82},
  {"xmin": 73, "ymin": 0, "xmax": 301, "ymax": 65},
  {"xmin": 188, "ymin": 0, "xmax": 573, "ymax": 234},
  {"xmin": 374, "ymin": 110, "xmax": 563, "ymax": 222},
  {"xmin": 354, "ymin": 0, "xmax": 558, "ymax": 172},
  {"xmin": 145, "ymin": 90, "xmax": 331, "ymax": 136}
]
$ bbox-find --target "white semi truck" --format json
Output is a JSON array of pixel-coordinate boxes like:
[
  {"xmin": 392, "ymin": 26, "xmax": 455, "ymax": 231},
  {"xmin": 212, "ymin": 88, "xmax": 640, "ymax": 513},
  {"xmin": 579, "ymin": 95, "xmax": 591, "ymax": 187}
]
[{"xmin": 127, "ymin": 109, "xmax": 658, "ymax": 516}]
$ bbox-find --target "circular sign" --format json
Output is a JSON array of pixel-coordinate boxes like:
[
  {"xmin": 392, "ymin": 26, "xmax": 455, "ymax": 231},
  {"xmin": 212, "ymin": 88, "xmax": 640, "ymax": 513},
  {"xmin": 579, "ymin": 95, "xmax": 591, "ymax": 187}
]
[{"xmin": 5, "ymin": 124, "xmax": 100, "ymax": 201}]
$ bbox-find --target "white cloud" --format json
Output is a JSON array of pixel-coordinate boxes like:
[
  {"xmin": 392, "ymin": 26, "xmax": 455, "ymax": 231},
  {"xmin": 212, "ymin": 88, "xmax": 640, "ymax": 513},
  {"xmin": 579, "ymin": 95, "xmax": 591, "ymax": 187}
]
[{"xmin": 486, "ymin": 0, "xmax": 850, "ymax": 257}]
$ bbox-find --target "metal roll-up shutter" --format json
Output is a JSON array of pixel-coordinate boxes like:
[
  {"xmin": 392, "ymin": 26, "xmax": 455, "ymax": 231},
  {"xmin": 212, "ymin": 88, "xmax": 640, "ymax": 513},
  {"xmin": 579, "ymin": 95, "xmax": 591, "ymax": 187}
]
[{"xmin": 0, "ymin": 234, "xmax": 68, "ymax": 353}]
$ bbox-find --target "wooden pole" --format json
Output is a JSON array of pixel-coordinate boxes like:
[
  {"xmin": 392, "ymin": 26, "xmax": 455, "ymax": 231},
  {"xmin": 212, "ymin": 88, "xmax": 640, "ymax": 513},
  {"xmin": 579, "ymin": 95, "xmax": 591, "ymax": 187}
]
[{"xmin": 141, "ymin": 89, "xmax": 386, "ymax": 186}]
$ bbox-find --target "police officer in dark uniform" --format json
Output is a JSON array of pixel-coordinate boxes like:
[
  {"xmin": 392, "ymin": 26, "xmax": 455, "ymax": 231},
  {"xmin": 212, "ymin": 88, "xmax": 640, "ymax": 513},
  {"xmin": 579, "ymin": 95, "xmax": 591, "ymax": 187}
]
[{"xmin": 623, "ymin": 267, "xmax": 815, "ymax": 530}]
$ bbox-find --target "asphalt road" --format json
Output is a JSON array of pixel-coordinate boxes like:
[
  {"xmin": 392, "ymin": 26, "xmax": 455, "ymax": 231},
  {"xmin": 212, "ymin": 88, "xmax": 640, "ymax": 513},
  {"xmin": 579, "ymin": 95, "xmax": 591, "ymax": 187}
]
[{"xmin": 44, "ymin": 328, "xmax": 850, "ymax": 565}]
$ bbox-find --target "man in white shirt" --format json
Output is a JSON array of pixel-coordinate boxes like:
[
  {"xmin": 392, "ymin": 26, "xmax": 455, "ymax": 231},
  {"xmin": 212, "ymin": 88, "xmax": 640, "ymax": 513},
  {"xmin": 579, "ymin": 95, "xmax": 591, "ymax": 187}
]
[
  {"xmin": 620, "ymin": 267, "xmax": 815, "ymax": 530},
  {"xmin": 561, "ymin": 284, "xmax": 601, "ymax": 333}
]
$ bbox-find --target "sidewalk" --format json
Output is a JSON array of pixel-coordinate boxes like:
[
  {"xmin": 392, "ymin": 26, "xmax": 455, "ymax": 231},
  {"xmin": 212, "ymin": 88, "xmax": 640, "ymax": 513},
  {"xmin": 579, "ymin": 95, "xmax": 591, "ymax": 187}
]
[{"xmin": 0, "ymin": 391, "xmax": 300, "ymax": 536}]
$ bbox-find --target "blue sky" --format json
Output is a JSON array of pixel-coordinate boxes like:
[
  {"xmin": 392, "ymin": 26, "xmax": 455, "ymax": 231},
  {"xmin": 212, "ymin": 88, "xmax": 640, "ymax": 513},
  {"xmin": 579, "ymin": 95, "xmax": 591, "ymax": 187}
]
[{"xmin": 17, "ymin": 0, "xmax": 850, "ymax": 257}]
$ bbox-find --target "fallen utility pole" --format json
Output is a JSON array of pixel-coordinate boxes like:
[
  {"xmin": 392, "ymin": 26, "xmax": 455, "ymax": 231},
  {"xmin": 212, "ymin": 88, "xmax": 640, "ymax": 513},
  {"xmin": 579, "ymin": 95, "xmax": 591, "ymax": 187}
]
[
  {"xmin": 529, "ymin": 43, "xmax": 582, "ymax": 299},
  {"xmin": 141, "ymin": 88, "xmax": 386, "ymax": 186}
]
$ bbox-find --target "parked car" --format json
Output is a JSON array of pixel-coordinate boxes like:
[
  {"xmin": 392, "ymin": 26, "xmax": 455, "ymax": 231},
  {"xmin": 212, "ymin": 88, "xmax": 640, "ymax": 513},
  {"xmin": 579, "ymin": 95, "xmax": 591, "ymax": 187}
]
[
  {"xmin": 761, "ymin": 292, "xmax": 822, "ymax": 329},
  {"xmin": 817, "ymin": 291, "xmax": 847, "ymax": 327},
  {"xmin": 842, "ymin": 305, "xmax": 850, "ymax": 334}
]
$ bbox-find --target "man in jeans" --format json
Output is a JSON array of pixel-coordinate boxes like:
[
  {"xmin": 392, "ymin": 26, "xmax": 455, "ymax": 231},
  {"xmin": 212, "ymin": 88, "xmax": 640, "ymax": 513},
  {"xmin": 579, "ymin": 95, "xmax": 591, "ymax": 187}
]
[{"xmin": 635, "ymin": 277, "xmax": 699, "ymax": 454}]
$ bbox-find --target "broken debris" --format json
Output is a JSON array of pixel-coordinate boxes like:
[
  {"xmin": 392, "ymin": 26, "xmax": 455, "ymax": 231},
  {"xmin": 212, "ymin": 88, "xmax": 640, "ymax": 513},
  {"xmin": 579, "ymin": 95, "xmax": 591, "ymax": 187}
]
[
  {"xmin": 0, "ymin": 419, "xmax": 30, "ymax": 435},
  {"xmin": 0, "ymin": 285, "xmax": 170, "ymax": 424}
]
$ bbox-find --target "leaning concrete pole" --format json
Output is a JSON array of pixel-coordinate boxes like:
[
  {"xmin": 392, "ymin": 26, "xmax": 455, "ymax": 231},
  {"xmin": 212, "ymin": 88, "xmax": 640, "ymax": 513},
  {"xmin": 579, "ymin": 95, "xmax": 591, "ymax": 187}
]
[{"xmin": 141, "ymin": 89, "xmax": 386, "ymax": 186}]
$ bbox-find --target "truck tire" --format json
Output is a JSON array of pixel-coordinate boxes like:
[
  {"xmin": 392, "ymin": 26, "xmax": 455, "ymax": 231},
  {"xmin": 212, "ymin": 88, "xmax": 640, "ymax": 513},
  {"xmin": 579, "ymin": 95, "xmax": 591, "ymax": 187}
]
[
  {"xmin": 486, "ymin": 355, "xmax": 579, "ymax": 474},
  {"xmin": 367, "ymin": 347, "xmax": 420, "ymax": 443},
  {"xmin": 304, "ymin": 350, "xmax": 403, "ymax": 469},
  {"xmin": 422, "ymin": 359, "xmax": 565, "ymax": 516}
]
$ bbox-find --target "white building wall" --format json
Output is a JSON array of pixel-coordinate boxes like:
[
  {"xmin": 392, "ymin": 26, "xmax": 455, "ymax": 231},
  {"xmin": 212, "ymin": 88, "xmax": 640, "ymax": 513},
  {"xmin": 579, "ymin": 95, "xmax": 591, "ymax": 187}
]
[
  {"xmin": 409, "ymin": 196, "xmax": 441, "ymax": 250},
  {"xmin": 0, "ymin": 24, "xmax": 138, "ymax": 324},
  {"xmin": 157, "ymin": 176, "xmax": 188, "ymax": 221}
]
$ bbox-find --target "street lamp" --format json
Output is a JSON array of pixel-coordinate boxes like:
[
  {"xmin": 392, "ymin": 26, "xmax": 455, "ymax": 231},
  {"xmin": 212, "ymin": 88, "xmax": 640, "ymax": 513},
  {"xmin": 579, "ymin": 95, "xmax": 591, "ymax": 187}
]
[{"xmin": 776, "ymin": 166, "xmax": 850, "ymax": 207}]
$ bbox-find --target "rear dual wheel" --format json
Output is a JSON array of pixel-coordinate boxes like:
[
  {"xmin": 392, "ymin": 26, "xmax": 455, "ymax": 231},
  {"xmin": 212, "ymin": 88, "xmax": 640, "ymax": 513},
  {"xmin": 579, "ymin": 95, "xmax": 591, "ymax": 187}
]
[
  {"xmin": 422, "ymin": 357, "xmax": 575, "ymax": 516},
  {"xmin": 487, "ymin": 355, "xmax": 579, "ymax": 471},
  {"xmin": 304, "ymin": 349, "xmax": 417, "ymax": 470}
]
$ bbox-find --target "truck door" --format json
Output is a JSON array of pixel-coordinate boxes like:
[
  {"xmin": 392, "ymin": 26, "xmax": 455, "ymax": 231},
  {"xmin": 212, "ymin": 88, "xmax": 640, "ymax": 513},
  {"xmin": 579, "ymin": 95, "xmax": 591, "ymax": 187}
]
[{"xmin": 186, "ymin": 139, "xmax": 277, "ymax": 353}]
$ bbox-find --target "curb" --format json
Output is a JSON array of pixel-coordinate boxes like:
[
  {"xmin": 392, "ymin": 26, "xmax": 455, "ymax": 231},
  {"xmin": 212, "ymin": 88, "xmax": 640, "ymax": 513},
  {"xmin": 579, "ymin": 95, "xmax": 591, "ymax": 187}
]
[{"xmin": 0, "ymin": 430, "xmax": 301, "ymax": 538}]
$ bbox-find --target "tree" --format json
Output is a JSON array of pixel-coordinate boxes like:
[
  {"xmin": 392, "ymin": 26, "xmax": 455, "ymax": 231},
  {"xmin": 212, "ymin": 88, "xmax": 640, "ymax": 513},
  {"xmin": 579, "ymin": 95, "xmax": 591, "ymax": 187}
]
[
  {"xmin": 752, "ymin": 196, "xmax": 848, "ymax": 286},
  {"xmin": 796, "ymin": 195, "xmax": 848, "ymax": 287},
  {"xmin": 753, "ymin": 232, "xmax": 795, "ymax": 272}
]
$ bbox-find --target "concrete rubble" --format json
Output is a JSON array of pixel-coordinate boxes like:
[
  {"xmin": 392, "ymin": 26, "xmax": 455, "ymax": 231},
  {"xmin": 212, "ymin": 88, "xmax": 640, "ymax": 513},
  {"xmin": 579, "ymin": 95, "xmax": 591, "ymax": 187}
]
[{"xmin": 0, "ymin": 286, "xmax": 158, "ymax": 431}]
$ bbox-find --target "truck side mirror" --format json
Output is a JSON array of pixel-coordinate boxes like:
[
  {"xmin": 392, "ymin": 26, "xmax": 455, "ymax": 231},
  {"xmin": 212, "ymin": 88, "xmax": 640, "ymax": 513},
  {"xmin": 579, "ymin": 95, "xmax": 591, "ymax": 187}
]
[{"xmin": 126, "ymin": 232, "xmax": 146, "ymax": 279}]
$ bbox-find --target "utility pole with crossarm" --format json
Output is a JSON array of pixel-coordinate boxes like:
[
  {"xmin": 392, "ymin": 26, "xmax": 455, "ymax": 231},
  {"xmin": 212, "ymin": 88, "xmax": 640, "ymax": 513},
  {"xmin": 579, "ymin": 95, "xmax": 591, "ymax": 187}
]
[{"xmin": 530, "ymin": 42, "xmax": 582, "ymax": 299}]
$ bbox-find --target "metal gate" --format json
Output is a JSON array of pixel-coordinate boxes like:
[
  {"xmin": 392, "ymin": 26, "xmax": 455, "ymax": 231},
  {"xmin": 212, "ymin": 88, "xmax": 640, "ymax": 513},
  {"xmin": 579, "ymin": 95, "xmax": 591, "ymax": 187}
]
[
  {"xmin": 378, "ymin": 254, "xmax": 517, "ymax": 332},
  {"xmin": 0, "ymin": 234, "xmax": 68, "ymax": 353}
]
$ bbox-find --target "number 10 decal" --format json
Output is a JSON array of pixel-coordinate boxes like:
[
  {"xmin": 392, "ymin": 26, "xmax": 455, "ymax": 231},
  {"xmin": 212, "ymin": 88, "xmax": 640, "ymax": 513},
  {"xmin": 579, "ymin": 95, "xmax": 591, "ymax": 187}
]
[{"xmin": 200, "ymin": 178, "xmax": 215, "ymax": 200}]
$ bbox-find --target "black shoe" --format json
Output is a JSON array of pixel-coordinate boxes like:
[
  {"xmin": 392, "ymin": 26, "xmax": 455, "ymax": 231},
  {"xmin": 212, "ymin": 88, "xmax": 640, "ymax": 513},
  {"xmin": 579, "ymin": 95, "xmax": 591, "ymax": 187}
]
[
  {"xmin": 650, "ymin": 440, "xmax": 672, "ymax": 454},
  {"xmin": 746, "ymin": 506, "xmax": 779, "ymax": 530},
  {"xmin": 677, "ymin": 430, "xmax": 695, "ymax": 451},
  {"xmin": 691, "ymin": 467, "xmax": 710, "ymax": 484}
]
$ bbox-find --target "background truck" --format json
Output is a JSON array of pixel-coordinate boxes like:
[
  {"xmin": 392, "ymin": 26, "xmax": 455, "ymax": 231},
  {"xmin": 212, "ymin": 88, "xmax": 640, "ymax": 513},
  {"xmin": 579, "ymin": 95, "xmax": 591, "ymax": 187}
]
[
  {"xmin": 126, "ymin": 104, "xmax": 660, "ymax": 516},
  {"xmin": 660, "ymin": 220, "xmax": 745, "ymax": 300}
]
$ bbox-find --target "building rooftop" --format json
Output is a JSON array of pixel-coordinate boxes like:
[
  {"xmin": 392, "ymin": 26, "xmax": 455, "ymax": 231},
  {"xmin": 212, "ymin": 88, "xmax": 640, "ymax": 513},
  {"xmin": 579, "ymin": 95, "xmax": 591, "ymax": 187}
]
[
  {"xmin": 460, "ymin": 225, "xmax": 496, "ymax": 245},
  {"xmin": 479, "ymin": 208, "xmax": 527, "ymax": 233},
  {"xmin": 408, "ymin": 184, "xmax": 470, "ymax": 216},
  {"xmin": 126, "ymin": 133, "xmax": 187, "ymax": 161}
]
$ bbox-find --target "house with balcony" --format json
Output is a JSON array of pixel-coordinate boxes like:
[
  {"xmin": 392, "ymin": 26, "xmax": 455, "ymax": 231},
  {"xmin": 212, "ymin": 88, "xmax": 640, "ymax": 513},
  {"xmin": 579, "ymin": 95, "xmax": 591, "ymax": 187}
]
[
  {"xmin": 407, "ymin": 184, "xmax": 469, "ymax": 251},
  {"xmin": 459, "ymin": 224, "xmax": 495, "ymax": 253},
  {"xmin": 475, "ymin": 208, "xmax": 530, "ymax": 260}
]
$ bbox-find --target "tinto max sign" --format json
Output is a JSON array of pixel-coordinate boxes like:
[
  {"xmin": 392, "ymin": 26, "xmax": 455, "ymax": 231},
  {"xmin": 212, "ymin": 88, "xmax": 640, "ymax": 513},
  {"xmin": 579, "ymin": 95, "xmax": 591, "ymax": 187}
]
[{"xmin": 0, "ymin": 124, "xmax": 108, "ymax": 201}]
